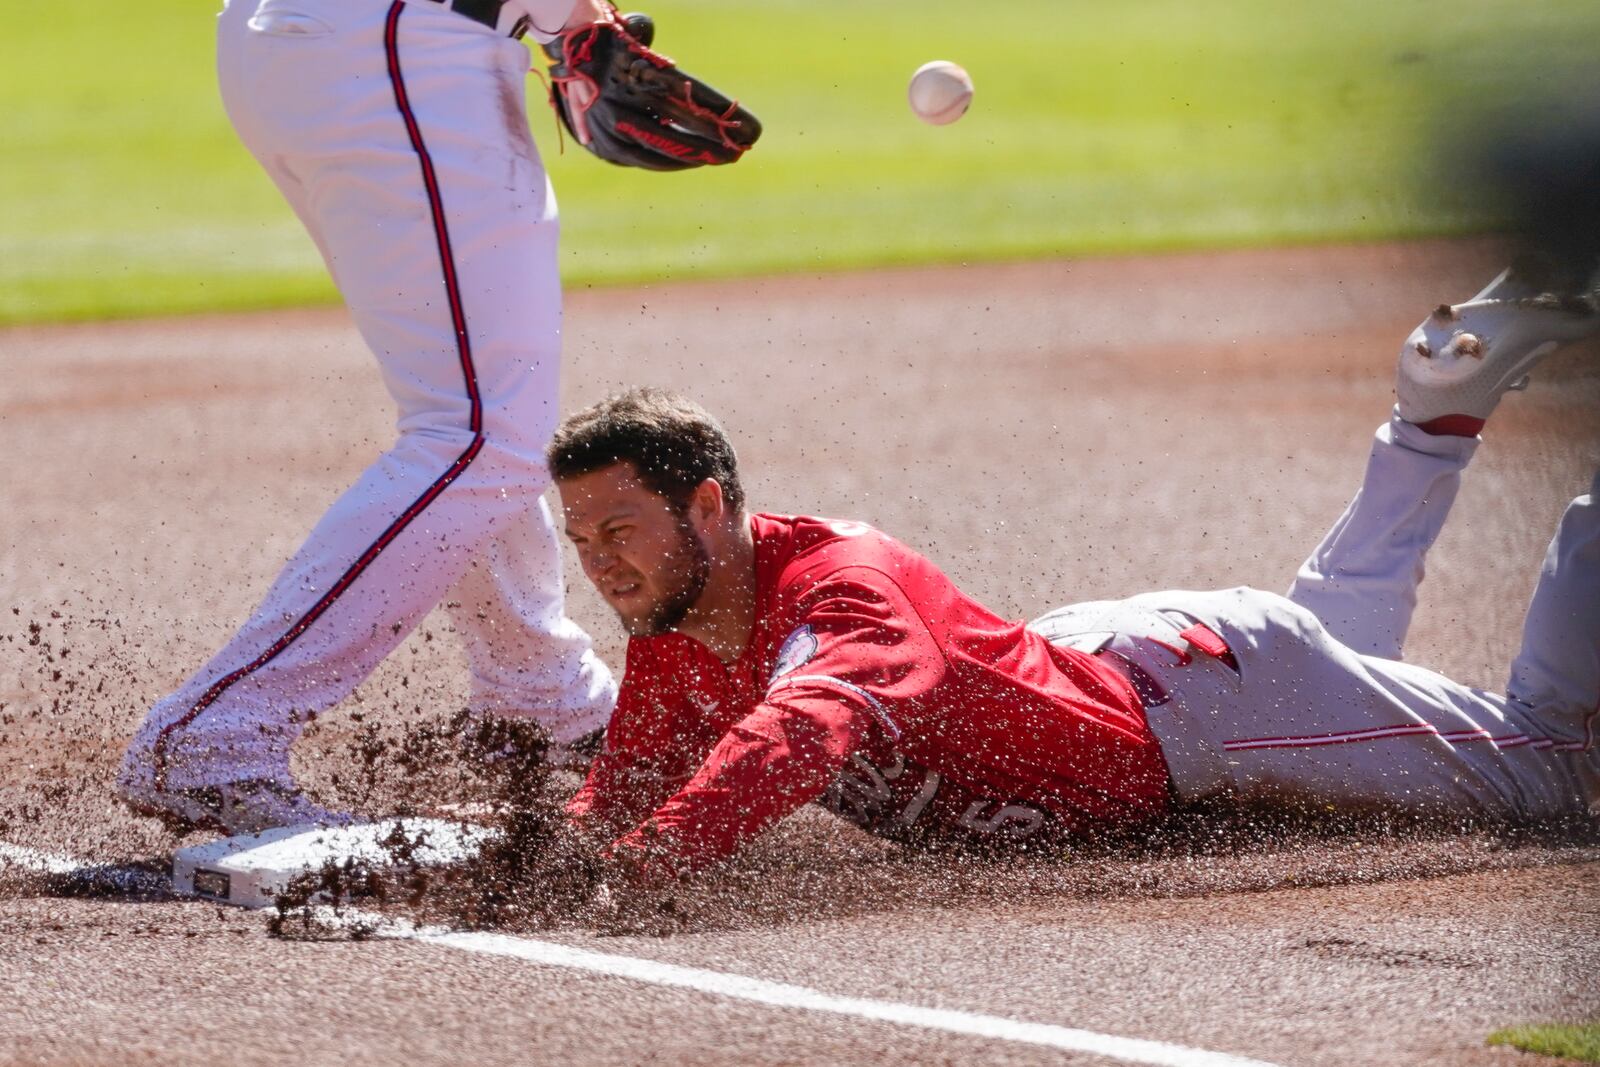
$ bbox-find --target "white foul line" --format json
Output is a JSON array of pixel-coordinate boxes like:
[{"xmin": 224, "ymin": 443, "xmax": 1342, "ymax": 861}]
[
  {"xmin": 416, "ymin": 929, "xmax": 1285, "ymax": 1067},
  {"xmin": 0, "ymin": 841, "xmax": 1283, "ymax": 1067},
  {"xmin": 0, "ymin": 841, "xmax": 84, "ymax": 875}
]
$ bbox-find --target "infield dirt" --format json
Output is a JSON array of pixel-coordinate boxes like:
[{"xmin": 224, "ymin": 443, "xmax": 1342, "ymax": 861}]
[{"xmin": 1, "ymin": 240, "xmax": 1597, "ymax": 1066}]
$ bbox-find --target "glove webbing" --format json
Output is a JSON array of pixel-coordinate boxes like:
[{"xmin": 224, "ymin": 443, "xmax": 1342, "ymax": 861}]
[{"xmin": 665, "ymin": 81, "xmax": 751, "ymax": 155}]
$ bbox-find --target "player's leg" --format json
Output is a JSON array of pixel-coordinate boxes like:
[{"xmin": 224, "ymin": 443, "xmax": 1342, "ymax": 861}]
[
  {"xmin": 1505, "ymin": 471, "xmax": 1600, "ymax": 812},
  {"xmin": 1287, "ymin": 266, "xmax": 1599, "ymax": 657},
  {"xmin": 1033, "ymin": 588, "xmax": 1590, "ymax": 821},
  {"xmin": 399, "ymin": 9, "xmax": 618, "ymax": 761},
  {"xmin": 366, "ymin": 2, "xmax": 618, "ymax": 755},
  {"xmin": 119, "ymin": 0, "xmax": 609, "ymax": 830},
  {"xmin": 445, "ymin": 495, "xmax": 615, "ymax": 762},
  {"xmin": 1285, "ymin": 417, "xmax": 1475, "ymax": 658},
  {"xmin": 301, "ymin": 0, "xmax": 615, "ymax": 733}
]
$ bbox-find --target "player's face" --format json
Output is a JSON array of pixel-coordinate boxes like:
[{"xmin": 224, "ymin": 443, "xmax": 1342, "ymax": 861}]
[{"xmin": 559, "ymin": 462, "xmax": 711, "ymax": 637}]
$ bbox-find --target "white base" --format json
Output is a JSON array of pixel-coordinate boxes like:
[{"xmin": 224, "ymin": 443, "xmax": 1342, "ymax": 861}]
[{"xmin": 172, "ymin": 818, "xmax": 494, "ymax": 909}]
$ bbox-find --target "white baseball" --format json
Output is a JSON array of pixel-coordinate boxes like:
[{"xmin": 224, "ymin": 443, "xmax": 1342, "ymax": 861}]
[{"xmin": 908, "ymin": 60, "xmax": 973, "ymax": 126}]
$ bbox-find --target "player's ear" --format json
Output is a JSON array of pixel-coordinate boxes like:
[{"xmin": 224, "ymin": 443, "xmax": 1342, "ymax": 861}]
[{"xmin": 687, "ymin": 477, "xmax": 725, "ymax": 530}]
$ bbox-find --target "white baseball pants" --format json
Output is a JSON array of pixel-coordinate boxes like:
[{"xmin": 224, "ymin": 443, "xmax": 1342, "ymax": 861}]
[
  {"xmin": 1032, "ymin": 414, "xmax": 1598, "ymax": 821},
  {"xmin": 131, "ymin": 0, "xmax": 614, "ymax": 791}
]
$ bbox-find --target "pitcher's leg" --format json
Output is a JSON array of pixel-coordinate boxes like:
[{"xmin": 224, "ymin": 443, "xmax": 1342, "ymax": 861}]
[{"xmin": 1287, "ymin": 416, "xmax": 1476, "ymax": 658}]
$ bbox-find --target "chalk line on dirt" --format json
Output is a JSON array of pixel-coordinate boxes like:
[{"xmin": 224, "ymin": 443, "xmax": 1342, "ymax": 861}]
[
  {"xmin": 413, "ymin": 927, "xmax": 1285, "ymax": 1067},
  {"xmin": 1, "ymin": 841, "xmax": 1284, "ymax": 1067},
  {"xmin": 0, "ymin": 842, "xmax": 84, "ymax": 874}
]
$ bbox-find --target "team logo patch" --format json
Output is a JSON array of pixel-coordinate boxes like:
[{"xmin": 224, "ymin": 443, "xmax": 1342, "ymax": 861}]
[{"xmin": 770, "ymin": 624, "xmax": 819, "ymax": 682}]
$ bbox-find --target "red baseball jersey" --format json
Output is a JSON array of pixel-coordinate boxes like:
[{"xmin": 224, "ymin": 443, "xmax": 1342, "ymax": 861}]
[{"xmin": 568, "ymin": 514, "xmax": 1172, "ymax": 873}]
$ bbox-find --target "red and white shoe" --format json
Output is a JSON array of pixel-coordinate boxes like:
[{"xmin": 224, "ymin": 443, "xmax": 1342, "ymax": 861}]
[{"xmin": 1398, "ymin": 266, "xmax": 1599, "ymax": 429}]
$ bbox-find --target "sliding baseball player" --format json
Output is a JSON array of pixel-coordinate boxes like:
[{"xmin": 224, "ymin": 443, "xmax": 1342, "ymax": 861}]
[
  {"xmin": 117, "ymin": 0, "xmax": 759, "ymax": 834},
  {"xmin": 549, "ymin": 272, "xmax": 1598, "ymax": 880}
]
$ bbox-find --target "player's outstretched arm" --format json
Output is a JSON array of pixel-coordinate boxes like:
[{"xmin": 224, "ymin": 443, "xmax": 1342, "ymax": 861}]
[
  {"xmin": 607, "ymin": 698, "xmax": 870, "ymax": 878},
  {"xmin": 597, "ymin": 567, "xmax": 949, "ymax": 878}
]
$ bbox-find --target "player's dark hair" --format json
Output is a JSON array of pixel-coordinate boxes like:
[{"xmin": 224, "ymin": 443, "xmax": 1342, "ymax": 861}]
[{"xmin": 549, "ymin": 388, "xmax": 745, "ymax": 515}]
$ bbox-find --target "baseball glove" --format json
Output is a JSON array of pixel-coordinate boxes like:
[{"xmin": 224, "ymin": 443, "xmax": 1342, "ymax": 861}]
[{"xmin": 542, "ymin": 8, "xmax": 761, "ymax": 171}]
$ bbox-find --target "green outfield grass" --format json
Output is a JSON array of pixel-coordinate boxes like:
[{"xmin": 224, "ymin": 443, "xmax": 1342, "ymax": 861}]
[
  {"xmin": 1487, "ymin": 1022, "xmax": 1600, "ymax": 1063},
  {"xmin": 3, "ymin": 0, "xmax": 1598, "ymax": 324}
]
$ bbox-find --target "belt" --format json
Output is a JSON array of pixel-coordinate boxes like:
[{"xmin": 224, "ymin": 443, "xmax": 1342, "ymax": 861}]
[{"xmin": 421, "ymin": 0, "xmax": 531, "ymax": 38}]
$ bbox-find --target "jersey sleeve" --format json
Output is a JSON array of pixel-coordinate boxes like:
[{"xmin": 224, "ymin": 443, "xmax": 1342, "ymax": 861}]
[
  {"xmin": 611, "ymin": 564, "xmax": 947, "ymax": 874},
  {"xmin": 566, "ymin": 638, "xmax": 725, "ymax": 838}
]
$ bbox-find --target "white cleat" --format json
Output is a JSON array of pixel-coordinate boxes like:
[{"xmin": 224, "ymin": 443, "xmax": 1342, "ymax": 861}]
[
  {"xmin": 117, "ymin": 763, "xmax": 351, "ymax": 836},
  {"xmin": 1398, "ymin": 268, "xmax": 1600, "ymax": 426}
]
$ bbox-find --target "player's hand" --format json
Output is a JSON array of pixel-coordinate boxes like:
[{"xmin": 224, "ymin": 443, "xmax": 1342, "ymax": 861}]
[
  {"xmin": 541, "ymin": 6, "xmax": 762, "ymax": 170},
  {"xmin": 559, "ymin": 0, "xmax": 612, "ymax": 30},
  {"xmin": 580, "ymin": 841, "xmax": 682, "ymax": 935}
]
